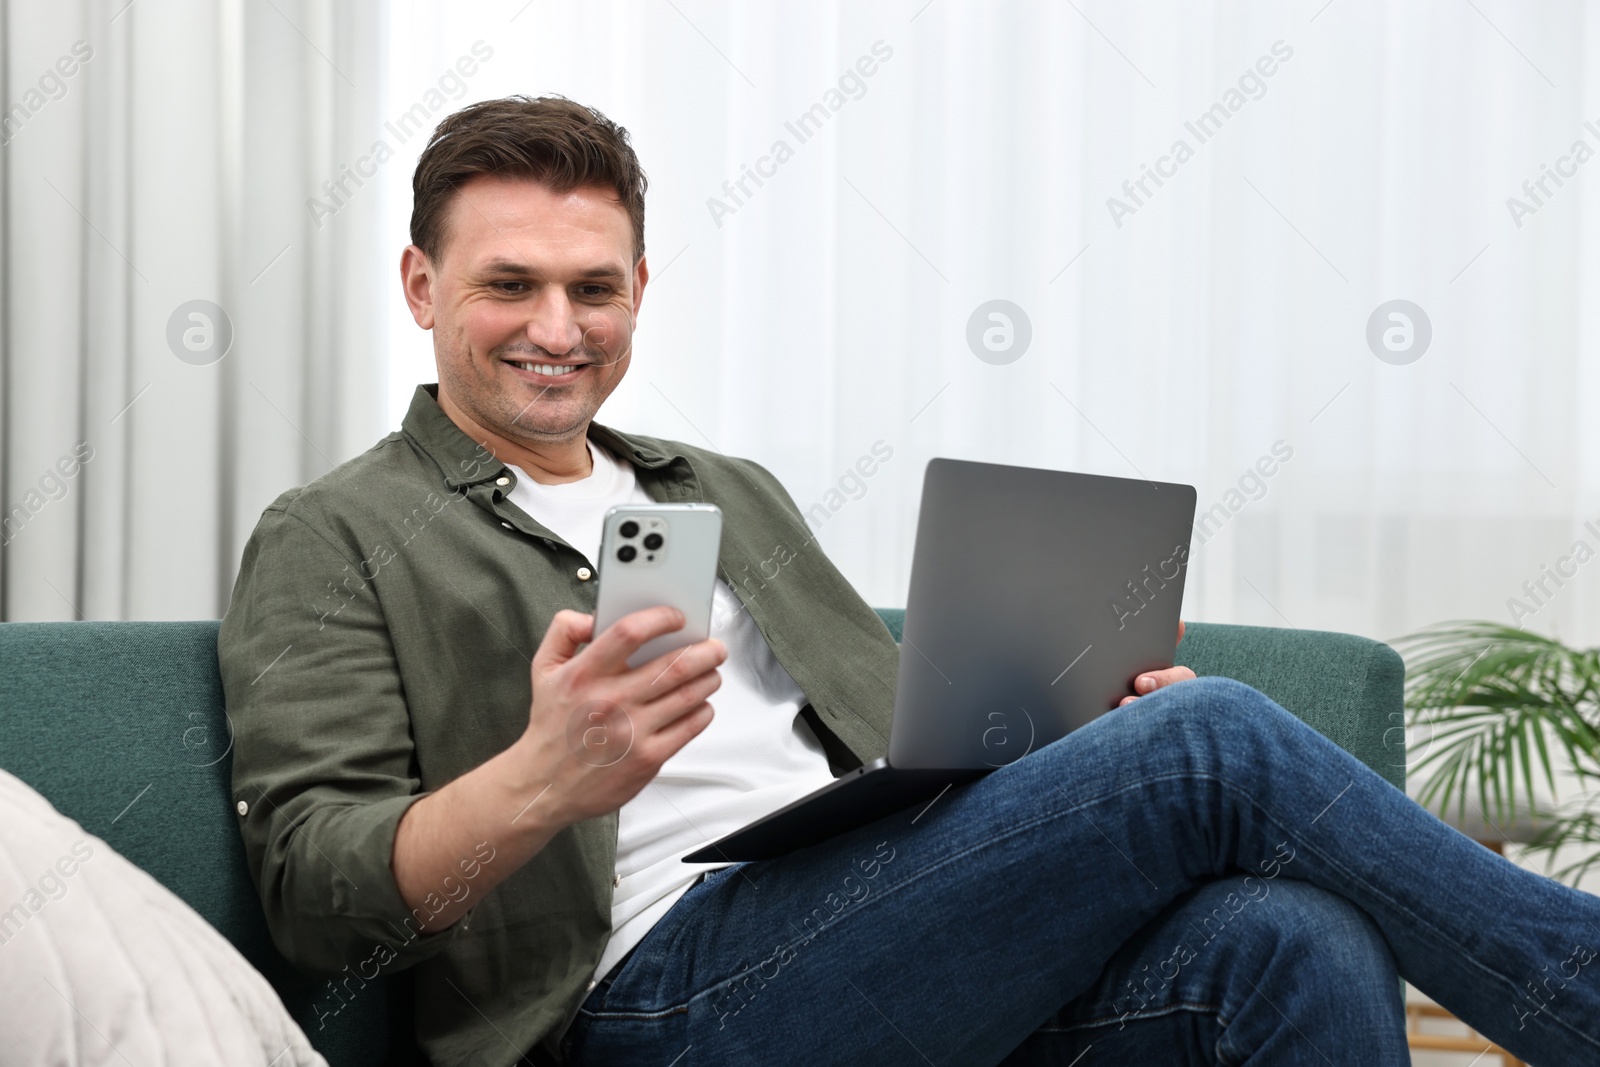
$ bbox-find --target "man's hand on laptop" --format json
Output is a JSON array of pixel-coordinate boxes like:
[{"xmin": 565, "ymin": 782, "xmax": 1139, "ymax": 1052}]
[{"xmin": 1117, "ymin": 619, "xmax": 1195, "ymax": 707}]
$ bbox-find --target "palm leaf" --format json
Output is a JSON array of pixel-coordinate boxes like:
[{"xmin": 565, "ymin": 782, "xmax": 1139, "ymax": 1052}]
[
  {"xmin": 1394, "ymin": 621, "xmax": 1600, "ymax": 874},
  {"xmin": 1519, "ymin": 792, "xmax": 1600, "ymax": 884}
]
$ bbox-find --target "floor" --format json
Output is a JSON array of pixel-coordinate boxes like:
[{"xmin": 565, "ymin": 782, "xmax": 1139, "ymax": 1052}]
[{"xmin": 1405, "ymin": 985, "xmax": 1520, "ymax": 1067}]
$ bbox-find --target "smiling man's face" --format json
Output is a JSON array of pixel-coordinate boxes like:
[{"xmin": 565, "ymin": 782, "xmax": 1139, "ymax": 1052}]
[{"xmin": 401, "ymin": 174, "xmax": 647, "ymax": 475}]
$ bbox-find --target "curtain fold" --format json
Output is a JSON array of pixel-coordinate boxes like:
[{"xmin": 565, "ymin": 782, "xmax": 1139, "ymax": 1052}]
[{"xmin": 1, "ymin": 0, "xmax": 389, "ymax": 621}]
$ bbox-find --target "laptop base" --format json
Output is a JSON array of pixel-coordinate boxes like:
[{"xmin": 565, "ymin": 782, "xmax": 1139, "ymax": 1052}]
[{"xmin": 682, "ymin": 759, "xmax": 985, "ymax": 863}]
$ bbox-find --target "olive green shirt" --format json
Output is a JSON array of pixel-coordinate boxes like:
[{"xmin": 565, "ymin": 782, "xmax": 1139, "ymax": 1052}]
[{"xmin": 218, "ymin": 384, "xmax": 901, "ymax": 1065}]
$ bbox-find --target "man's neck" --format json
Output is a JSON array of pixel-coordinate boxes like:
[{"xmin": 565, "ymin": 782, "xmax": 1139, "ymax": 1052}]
[{"xmin": 435, "ymin": 389, "xmax": 594, "ymax": 485}]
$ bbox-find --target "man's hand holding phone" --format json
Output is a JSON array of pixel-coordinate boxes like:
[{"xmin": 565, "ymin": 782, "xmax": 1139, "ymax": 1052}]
[
  {"xmin": 390, "ymin": 606, "xmax": 723, "ymax": 934},
  {"xmin": 515, "ymin": 605, "xmax": 726, "ymax": 829}
]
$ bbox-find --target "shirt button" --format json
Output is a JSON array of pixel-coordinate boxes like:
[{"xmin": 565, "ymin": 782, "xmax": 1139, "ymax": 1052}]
[
  {"xmin": 236, "ymin": 800, "xmax": 248, "ymax": 816},
  {"xmin": 500, "ymin": 521, "xmax": 513, "ymax": 530},
  {"xmin": 613, "ymin": 874, "xmax": 620, "ymax": 887},
  {"xmin": 496, "ymin": 476, "xmax": 510, "ymax": 487},
  {"xmin": 586, "ymin": 979, "xmax": 597, "ymax": 992},
  {"xmin": 577, "ymin": 567, "xmax": 592, "ymax": 581}
]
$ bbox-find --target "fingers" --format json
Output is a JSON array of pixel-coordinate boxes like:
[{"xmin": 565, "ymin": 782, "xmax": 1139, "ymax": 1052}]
[
  {"xmin": 1177, "ymin": 619, "xmax": 1186, "ymax": 645},
  {"xmin": 624, "ymin": 636, "xmax": 727, "ymax": 697},
  {"xmin": 533, "ymin": 610, "xmax": 594, "ymax": 673},
  {"xmin": 651, "ymin": 700, "xmax": 716, "ymax": 756},
  {"xmin": 580, "ymin": 605, "xmax": 689, "ymax": 675},
  {"xmin": 638, "ymin": 665, "xmax": 723, "ymax": 732},
  {"xmin": 1127, "ymin": 665, "xmax": 1198, "ymax": 701}
]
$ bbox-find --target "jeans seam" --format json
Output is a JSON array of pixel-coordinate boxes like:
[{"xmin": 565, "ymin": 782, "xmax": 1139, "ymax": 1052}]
[
  {"xmin": 577, "ymin": 1002, "xmax": 690, "ymax": 1022},
  {"xmin": 1030, "ymin": 1000, "xmax": 1224, "ymax": 1032}
]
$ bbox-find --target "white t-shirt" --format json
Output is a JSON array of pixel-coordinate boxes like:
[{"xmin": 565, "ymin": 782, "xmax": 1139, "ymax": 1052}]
[{"xmin": 506, "ymin": 437, "xmax": 838, "ymax": 982}]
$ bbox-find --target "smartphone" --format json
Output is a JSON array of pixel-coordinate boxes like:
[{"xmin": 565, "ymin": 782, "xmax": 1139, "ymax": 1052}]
[{"xmin": 591, "ymin": 503, "xmax": 724, "ymax": 669}]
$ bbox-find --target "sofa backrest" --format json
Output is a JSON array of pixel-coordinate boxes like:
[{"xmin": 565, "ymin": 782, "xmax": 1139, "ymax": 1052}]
[{"xmin": 872, "ymin": 608, "xmax": 1406, "ymax": 792}]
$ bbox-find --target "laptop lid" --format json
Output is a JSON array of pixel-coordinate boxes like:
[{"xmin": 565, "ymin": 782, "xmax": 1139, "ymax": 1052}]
[{"xmin": 887, "ymin": 458, "xmax": 1197, "ymax": 770}]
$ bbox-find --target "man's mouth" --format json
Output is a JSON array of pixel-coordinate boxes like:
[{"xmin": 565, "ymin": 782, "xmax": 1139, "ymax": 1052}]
[{"xmin": 505, "ymin": 360, "xmax": 588, "ymax": 380}]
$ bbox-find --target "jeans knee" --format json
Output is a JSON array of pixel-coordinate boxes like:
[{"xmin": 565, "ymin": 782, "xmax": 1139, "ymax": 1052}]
[
  {"xmin": 1179, "ymin": 674, "xmax": 1279, "ymax": 715},
  {"xmin": 1156, "ymin": 880, "xmax": 1405, "ymax": 1053},
  {"xmin": 1240, "ymin": 880, "xmax": 1396, "ymax": 985},
  {"xmin": 1133, "ymin": 674, "xmax": 1294, "ymax": 751}
]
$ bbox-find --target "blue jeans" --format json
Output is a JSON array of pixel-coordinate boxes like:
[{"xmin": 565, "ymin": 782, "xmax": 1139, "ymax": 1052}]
[{"xmin": 559, "ymin": 677, "xmax": 1600, "ymax": 1065}]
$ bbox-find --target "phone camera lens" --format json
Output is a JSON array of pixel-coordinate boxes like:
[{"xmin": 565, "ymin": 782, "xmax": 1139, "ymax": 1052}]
[
  {"xmin": 619, "ymin": 520, "xmax": 639, "ymax": 538},
  {"xmin": 617, "ymin": 544, "xmax": 637, "ymax": 562},
  {"xmin": 642, "ymin": 532, "xmax": 663, "ymax": 550}
]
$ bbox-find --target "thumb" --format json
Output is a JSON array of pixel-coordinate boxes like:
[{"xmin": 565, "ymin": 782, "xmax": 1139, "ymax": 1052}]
[{"xmin": 534, "ymin": 610, "xmax": 593, "ymax": 675}]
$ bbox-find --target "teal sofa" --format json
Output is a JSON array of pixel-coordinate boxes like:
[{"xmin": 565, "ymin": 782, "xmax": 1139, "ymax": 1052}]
[{"xmin": 0, "ymin": 613, "xmax": 1404, "ymax": 1065}]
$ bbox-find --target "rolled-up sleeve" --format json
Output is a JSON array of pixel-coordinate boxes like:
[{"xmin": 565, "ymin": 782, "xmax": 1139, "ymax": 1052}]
[{"xmin": 218, "ymin": 494, "xmax": 462, "ymax": 977}]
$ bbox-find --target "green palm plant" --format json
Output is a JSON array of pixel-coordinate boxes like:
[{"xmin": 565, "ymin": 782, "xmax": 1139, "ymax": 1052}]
[{"xmin": 1394, "ymin": 621, "xmax": 1600, "ymax": 886}]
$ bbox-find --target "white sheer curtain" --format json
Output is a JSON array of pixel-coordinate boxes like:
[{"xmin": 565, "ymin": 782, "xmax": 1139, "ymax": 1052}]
[
  {"xmin": 378, "ymin": 0, "xmax": 1600, "ymax": 647},
  {"xmin": 11, "ymin": 0, "xmax": 1597, "ymax": 650},
  {"xmin": 0, "ymin": 0, "xmax": 389, "ymax": 621}
]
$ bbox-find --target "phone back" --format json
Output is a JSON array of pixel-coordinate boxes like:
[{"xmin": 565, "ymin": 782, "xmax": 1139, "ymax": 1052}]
[{"xmin": 592, "ymin": 504, "xmax": 724, "ymax": 669}]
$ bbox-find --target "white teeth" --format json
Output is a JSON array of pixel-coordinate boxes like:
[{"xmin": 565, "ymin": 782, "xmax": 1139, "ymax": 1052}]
[{"xmin": 511, "ymin": 361, "xmax": 579, "ymax": 376}]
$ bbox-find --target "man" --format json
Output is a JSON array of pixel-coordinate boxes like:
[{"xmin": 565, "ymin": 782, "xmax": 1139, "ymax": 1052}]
[{"xmin": 220, "ymin": 95, "xmax": 1600, "ymax": 1066}]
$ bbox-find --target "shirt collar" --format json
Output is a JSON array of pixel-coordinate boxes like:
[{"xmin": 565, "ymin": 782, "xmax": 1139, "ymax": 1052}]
[{"xmin": 401, "ymin": 383, "xmax": 682, "ymax": 490}]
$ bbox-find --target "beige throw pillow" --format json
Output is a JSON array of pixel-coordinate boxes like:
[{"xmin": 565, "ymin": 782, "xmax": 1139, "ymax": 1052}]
[{"xmin": 0, "ymin": 770, "xmax": 326, "ymax": 1066}]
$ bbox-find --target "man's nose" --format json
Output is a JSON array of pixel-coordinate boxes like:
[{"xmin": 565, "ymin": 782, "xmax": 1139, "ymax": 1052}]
[{"xmin": 523, "ymin": 292, "xmax": 583, "ymax": 355}]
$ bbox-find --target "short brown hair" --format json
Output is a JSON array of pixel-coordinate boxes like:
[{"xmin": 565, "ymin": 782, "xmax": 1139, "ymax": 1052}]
[{"xmin": 410, "ymin": 95, "xmax": 648, "ymax": 265}]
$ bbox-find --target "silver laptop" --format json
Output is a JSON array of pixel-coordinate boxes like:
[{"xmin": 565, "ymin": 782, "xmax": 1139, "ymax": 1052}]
[{"xmin": 683, "ymin": 457, "xmax": 1197, "ymax": 864}]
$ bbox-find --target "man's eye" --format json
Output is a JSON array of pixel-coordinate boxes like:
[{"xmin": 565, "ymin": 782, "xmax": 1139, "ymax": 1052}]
[
  {"xmin": 494, "ymin": 281, "xmax": 529, "ymax": 294},
  {"xmin": 577, "ymin": 285, "xmax": 609, "ymax": 299}
]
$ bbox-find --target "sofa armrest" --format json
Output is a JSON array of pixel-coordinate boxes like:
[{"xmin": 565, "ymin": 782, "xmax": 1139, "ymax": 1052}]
[
  {"xmin": 870, "ymin": 609, "xmax": 1405, "ymax": 792},
  {"xmin": 1174, "ymin": 621, "xmax": 1405, "ymax": 791}
]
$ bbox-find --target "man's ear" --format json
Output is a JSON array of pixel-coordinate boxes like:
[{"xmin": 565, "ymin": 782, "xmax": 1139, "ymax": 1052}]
[
  {"xmin": 631, "ymin": 254, "xmax": 649, "ymax": 322},
  {"xmin": 400, "ymin": 245, "xmax": 436, "ymax": 330}
]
